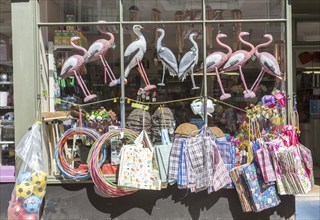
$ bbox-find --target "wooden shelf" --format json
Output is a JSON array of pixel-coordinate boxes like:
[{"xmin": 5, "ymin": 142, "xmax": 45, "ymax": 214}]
[
  {"xmin": 0, "ymin": 61, "xmax": 13, "ymax": 67},
  {"xmin": 0, "ymin": 141, "xmax": 14, "ymax": 145},
  {"xmin": 0, "ymin": 81, "xmax": 13, "ymax": 85},
  {"xmin": 53, "ymin": 45, "xmax": 74, "ymax": 51},
  {"xmin": 0, "ymin": 106, "xmax": 14, "ymax": 110}
]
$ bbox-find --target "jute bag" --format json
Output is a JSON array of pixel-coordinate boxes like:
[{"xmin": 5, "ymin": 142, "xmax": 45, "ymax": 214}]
[{"xmin": 118, "ymin": 130, "xmax": 161, "ymax": 190}]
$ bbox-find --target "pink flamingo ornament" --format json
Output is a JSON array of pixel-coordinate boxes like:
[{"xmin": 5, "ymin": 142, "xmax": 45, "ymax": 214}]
[
  {"xmin": 122, "ymin": 25, "xmax": 156, "ymax": 91},
  {"xmin": 221, "ymin": 32, "xmax": 256, "ymax": 99},
  {"xmin": 60, "ymin": 36, "xmax": 97, "ymax": 102},
  {"xmin": 85, "ymin": 21, "xmax": 118, "ymax": 87},
  {"xmin": 200, "ymin": 33, "xmax": 232, "ymax": 100},
  {"xmin": 250, "ymin": 34, "xmax": 283, "ymax": 92}
]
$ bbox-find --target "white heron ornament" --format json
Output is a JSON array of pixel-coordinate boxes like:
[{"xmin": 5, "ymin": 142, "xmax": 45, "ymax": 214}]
[
  {"xmin": 178, "ymin": 32, "xmax": 199, "ymax": 90},
  {"xmin": 156, "ymin": 28, "xmax": 178, "ymax": 86},
  {"xmin": 122, "ymin": 25, "xmax": 156, "ymax": 91}
]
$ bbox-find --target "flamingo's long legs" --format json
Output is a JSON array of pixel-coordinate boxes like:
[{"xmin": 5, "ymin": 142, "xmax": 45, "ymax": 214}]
[
  {"xmin": 73, "ymin": 70, "xmax": 97, "ymax": 102},
  {"xmin": 99, "ymin": 55, "xmax": 117, "ymax": 84},
  {"xmin": 250, "ymin": 67, "xmax": 265, "ymax": 92},
  {"xmin": 215, "ymin": 67, "xmax": 231, "ymax": 100},
  {"xmin": 238, "ymin": 65, "xmax": 256, "ymax": 99},
  {"xmin": 136, "ymin": 60, "xmax": 148, "ymax": 85}
]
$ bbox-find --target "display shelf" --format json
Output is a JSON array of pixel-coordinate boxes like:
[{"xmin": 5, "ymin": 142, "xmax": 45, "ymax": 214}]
[
  {"xmin": 0, "ymin": 141, "xmax": 14, "ymax": 145},
  {"xmin": 53, "ymin": 45, "xmax": 75, "ymax": 51},
  {"xmin": 0, "ymin": 61, "xmax": 13, "ymax": 67},
  {"xmin": 0, "ymin": 81, "xmax": 13, "ymax": 85},
  {"xmin": 0, "ymin": 106, "xmax": 14, "ymax": 109}
]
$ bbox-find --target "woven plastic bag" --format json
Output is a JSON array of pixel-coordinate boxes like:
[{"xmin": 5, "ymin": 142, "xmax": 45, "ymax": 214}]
[
  {"xmin": 8, "ymin": 123, "xmax": 48, "ymax": 220},
  {"xmin": 118, "ymin": 130, "xmax": 161, "ymax": 190},
  {"xmin": 155, "ymin": 128, "xmax": 173, "ymax": 185}
]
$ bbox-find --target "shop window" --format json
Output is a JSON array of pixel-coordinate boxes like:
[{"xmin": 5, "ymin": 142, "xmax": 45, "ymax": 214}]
[{"xmin": 38, "ymin": 1, "xmax": 287, "ymax": 179}]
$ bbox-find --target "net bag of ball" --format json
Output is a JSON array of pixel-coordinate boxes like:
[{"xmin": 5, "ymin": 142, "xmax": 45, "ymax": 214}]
[{"xmin": 8, "ymin": 123, "xmax": 47, "ymax": 220}]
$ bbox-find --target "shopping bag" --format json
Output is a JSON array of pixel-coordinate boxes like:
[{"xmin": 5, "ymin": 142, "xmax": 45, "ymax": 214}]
[
  {"xmin": 255, "ymin": 147, "xmax": 276, "ymax": 184},
  {"xmin": 230, "ymin": 165, "xmax": 253, "ymax": 212},
  {"xmin": 299, "ymin": 144, "xmax": 314, "ymax": 188},
  {"xmin": 8, "ymin": 123, "xmax": 48, "ymax": 220},
  {"xmin": 209, "ymin": 137, "xmax": 232, "ymax": 192},
  {"xmin": 155, "ymin": 128, "xmax": 173, "ymax": 184},
  {"xmin": 241, "ymin": 163, "xmax": 281, "ymax": 212},
  {"xmin": 118, "ymin": 130, "xmax": 161, "ymax": 190},
  {"xmin": 215, "ymin": 138, "xmax": 236, "ymax": 189}
]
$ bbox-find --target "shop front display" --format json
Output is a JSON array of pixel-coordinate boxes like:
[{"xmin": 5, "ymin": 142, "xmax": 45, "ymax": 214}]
[{"xmin": 4, "ymin": 0, "xmax": 309, "ymax": 219}]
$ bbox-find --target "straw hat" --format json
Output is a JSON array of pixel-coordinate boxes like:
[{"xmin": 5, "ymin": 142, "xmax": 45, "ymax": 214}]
[
  {"xmin": 175, "ymin": 123, "xmax": 198, "ymax": 137},
  {"xmin": 209, "ymin": 126, "xmax": 224, "ymax": 138}
]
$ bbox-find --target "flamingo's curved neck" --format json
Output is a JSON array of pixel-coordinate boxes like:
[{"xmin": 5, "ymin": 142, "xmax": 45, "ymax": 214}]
[
  {"xmin": 71, "ymin": 39, "xmax": 88, "ymax": 57},
  {"xmin": 157, "ymin": 30, "xmax": 165, "ymax": 51},
  {"xmin": 239, "ymin": 35, "xmax": 255, "ymax": 56},
  {"xmin": 217, "ymin": 36, "xmax": 232, "ymax": 57},
  {"xmin": 255, "ymin": 35, "xmax": 272, "ymax": 56},
  {"xmin": 100, "ymin": 30, "xmax": 115, "ymax": 43}
]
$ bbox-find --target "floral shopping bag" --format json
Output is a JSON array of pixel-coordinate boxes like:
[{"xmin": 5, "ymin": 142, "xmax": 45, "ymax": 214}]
[
  {"xmin": 118, "ymin": 130, "xmax": 161, "ymax": 190},
  {"xmin": 241, "ymin": 163, "xmax": 281, "ymax": 212}
]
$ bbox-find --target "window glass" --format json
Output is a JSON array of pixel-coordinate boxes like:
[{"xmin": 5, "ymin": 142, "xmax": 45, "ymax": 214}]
[
  {"xmin": 39, "ymin": 0, "xmax": 119, "ymax": 23},
  {"xmin": 40, "ymin": 24, "xmax": 121, "ymax": 112},
  {"xmin": 205, "ymin": 0, "xmax": 285, "ymax": 20},
  {"xmin": 122, "ymin": 0, "xmax": 203, "ymax": 21},
  {"xmin": 204, "ymin": 22, "xmax": 286, "ymax": 133}
]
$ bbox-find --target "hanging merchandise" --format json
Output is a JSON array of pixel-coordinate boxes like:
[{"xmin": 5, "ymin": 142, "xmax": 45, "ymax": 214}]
[
  {"xmin": 118, "ymin": 130, "xmax": 161, "ymax": 190},
  {"xmin": 241, "ymin": 163, "xmax": 281, "ymax": 212},
  {"xmin": 55, "ymin": 127, "xmax": 103, "ymax": 180},
  {"xmin": 151, "ymin": 106, "xmax": 175, "ymax": 144},
  {"xmin": 190, "ymin": 98, "xmax": 215, "ymax": 119},
  {"xmin": 8, "ymin": 123, "xmax": 47, "ymax": 220},
  {"xmin": 270, "ymin": 125, "xmax": 313, "ymax": 195},
  {"xmin": 156, "ymin": 28, "xmax": 179, "ymax": 86},
  {"xmin": 169, "ymin": 126, "xmax": 231, "ymax": 193},
  {"xmin": 178, "ymin": 32, "xmax": 200, "ymax": 90},
  {"xmin": 249, "ymin": 34, "xmax": 283, "ymax": 92},
  {"xmin": 200, "ymin": 33, "xmax": 233, "ymax": 100},
  {"xmin": 220, "ymin": 32, "xmax": 256, "ymax": 99},
  {"xmin": 155, "ymin": 128, "xmax": 173, "ymax": 186},
  {"xmin": 230, "ymin": 165, "xmax": 253, "ymax": 212},
  {"xmin": 88, "ymin": 128, "xmax": 139, "ymax": 197},
  {"xmin": 255, "ymin": 140, "xmax": 277, "ymax": 184},
  {"xmin": 121, "ymin": 25, "xmax": 156, "ymax": 91},
  {"xmin": 60, "ymin": 37, "xmax": 97, "ymax": 102},
  {"xmin": 85, "ymin": 20, "xmax": 118, "ymax": 87},
  {"xmin": 214, "ymin": 136, "xmax": 236, "ymax": 189},
  {"xmin": 126, "ymin": 109, "xmax": 152, "ymax": 136}
]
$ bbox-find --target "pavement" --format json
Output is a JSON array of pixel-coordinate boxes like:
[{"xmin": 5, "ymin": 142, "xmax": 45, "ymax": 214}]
[{"xmin": 295, "ymin": 165, "xmax": 320, "ymax": 220}]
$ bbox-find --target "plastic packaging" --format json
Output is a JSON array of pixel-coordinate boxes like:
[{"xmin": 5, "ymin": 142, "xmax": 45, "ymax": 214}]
[{"xmin": 7, "ymin": 123, "xmax": 47, "ymax": 220}]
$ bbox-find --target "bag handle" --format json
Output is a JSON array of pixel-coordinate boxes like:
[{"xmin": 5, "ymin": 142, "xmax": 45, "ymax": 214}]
[{"xmin": 134, "ymin": 130, "xmax": 154, "ymax": 151}]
